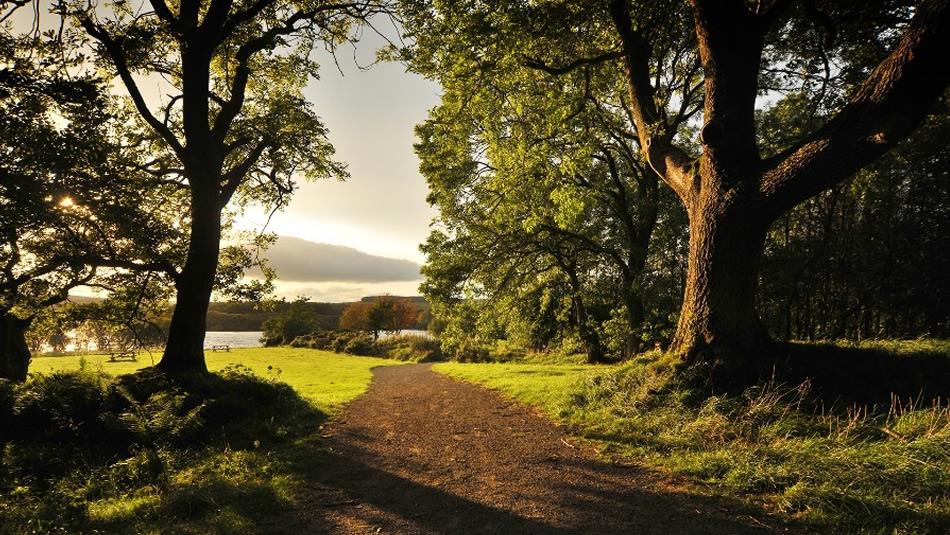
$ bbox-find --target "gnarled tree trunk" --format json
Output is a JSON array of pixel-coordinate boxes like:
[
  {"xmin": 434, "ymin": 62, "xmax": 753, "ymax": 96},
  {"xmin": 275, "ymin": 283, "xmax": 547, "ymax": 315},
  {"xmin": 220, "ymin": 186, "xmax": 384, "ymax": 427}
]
[
  {"xmin": 0, "ymin": 312, "xmax": 31, "ymax": 382},
  {"xmin": 670, "ymin": 192, "xmax": 772, "ymax": 381},
  {"xmin": 606, "ymin": 0, "xmax": 950, "ymax": 385}
]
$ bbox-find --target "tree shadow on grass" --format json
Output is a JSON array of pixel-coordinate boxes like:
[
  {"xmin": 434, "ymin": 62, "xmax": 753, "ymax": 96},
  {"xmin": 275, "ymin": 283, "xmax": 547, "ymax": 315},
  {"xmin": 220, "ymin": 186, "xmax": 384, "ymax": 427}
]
[{"xmin": 770, "ymin": 341, "xmax": 950, "ymax": 406}]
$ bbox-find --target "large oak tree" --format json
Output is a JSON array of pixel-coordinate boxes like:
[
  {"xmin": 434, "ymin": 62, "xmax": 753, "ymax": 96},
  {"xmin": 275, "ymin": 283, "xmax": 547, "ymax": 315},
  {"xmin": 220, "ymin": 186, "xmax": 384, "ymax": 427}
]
[
  {"xmin": 603, "ymin": 0, "xmax": 950, "ymax": 377},
  {"xmin": 404, "ymin": 0, "xmax": 950, "ymax": 380}
]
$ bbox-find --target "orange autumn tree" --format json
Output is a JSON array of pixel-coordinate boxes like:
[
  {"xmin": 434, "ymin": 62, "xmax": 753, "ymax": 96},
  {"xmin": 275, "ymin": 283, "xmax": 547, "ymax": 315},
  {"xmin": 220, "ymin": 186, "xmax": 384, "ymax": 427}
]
[{"xmin": 340, "ymin": 296, "xmax": 420, "ymax": 339}]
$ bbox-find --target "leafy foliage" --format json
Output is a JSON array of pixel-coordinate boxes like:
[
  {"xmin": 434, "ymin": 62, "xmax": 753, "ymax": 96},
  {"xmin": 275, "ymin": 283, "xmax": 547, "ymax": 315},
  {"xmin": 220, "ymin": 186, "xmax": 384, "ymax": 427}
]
[
  {"xmin": 261, "ymin": 297, "xmax": 318, "ymax": 346},
  {"xmin": 339, "ymin": 296, "xmax": 421, "ymax": 339},
  {"xmin": 0, "ymin": 363, "xmax": 325, "ymax": 533}
]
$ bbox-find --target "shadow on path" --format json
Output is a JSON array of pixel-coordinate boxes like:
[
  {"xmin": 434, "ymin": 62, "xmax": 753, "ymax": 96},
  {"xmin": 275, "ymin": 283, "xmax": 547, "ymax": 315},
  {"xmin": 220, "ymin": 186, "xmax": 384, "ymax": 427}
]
[{"xmin": 292, "ymin": 364, "xmax": 798, "ymax": 534}]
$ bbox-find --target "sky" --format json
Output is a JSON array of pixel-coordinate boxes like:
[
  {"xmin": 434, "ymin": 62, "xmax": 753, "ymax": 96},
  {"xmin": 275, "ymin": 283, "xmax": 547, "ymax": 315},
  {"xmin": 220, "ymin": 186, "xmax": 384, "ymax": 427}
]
[{"xmin": 234, "ymin": 28, "xmax": 441, "ymax": 300}]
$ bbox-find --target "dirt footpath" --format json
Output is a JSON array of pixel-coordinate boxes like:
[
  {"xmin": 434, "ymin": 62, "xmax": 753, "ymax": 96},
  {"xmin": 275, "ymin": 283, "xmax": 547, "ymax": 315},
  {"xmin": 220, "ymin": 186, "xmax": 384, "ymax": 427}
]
[{"xmin": 296, "ymin": 364, "xmax": 795, "ymax": 534}]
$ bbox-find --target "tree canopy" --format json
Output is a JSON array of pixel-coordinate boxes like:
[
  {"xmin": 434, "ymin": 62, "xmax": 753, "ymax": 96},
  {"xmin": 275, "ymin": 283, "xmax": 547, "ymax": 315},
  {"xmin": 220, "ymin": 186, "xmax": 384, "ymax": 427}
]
[{"xmin": 403, "ymin": 0, "xmax": 950, "ymax": 377}]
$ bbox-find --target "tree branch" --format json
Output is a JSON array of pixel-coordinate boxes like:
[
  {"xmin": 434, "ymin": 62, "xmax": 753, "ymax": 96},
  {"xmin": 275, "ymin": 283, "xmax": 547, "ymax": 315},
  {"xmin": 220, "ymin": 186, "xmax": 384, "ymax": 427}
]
[
  {"xmin": 80, "ymin": 17, "xmax": 186, "ymax": 159},
  {"xmin": 220, "ymin": 138, "xmax": 270, "ymax": 204},
  {"xmin": 522, "ymin": 51, "xmax": 623, "ymax": 75},
  {"xmin": 607, "ymin": 0, "xmax": 694, "ymax": 201},
  {"xmin": 759, "ymin": 0, "xmax": 950, "ymax": 216}
]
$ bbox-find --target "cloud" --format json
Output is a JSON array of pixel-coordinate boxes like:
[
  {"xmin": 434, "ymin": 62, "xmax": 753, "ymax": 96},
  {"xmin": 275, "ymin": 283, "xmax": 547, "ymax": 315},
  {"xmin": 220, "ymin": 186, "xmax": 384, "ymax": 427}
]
[
  {"xmin": 272, "ymin": 281, "xmax": 423, "ymax": 302},
  {"xmin": 251, "ymin": 236, "xmax": 422, "ymax": 284}
]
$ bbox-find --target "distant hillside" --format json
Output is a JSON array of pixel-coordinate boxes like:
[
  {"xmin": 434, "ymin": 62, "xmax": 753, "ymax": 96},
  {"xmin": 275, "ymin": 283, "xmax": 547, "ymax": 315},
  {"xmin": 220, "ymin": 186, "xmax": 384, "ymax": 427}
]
[
  {"xmin": 360, "ymin": 295, "xmax": 427, "ymax": 304},
  {"xmin": 66, "ymin": 295, "xmax": 429, "ymax": 331},
  {"xmin": 206, "ymin": 297, "xmax": 429, "ymax": 331}
]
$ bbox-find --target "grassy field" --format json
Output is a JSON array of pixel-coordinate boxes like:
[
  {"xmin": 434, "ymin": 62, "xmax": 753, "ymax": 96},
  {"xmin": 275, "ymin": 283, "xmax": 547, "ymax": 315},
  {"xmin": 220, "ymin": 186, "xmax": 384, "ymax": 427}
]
[
  {"xmin": 434, "ymin": 344, "xmax": 950, "ymax": 534},
  {"xmin": 435, "ymin": 362, "xmax": 600, "ymax": 414},
  {"xmin": 30, "ymin": 347, "xmax": 402, "ymax": 412},
  {"xmin": 2, "ymin": 348, "xmax": 403, "ymax": 534}
]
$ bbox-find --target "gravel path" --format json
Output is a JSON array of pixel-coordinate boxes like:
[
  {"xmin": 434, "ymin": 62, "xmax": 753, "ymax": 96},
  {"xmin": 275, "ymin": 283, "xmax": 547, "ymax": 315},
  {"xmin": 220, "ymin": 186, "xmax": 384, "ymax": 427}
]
[{"xmin": 295, "ymin": 364, "xmax": 794, "ymax": 534}]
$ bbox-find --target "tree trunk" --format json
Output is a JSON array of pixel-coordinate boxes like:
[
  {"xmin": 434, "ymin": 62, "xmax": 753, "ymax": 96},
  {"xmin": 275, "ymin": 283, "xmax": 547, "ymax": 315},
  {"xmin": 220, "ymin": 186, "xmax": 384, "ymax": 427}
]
[
  {"xmin": 0, "ymin": 312, "xmax": 31, "ymax": 382},
  {"xmin": 572, "ymin": 293, "xmax": 605, "ymax": 364},
  {"xmin": 157, "ymin": 188, "xmax": 221, "ymax": 374},
  {"xmin": 670, "ymin": 195, "xmax": 772, "ymax": 382},
  {"xmin": 622, "ymin": 285, "xmax": 646, "ymax": 356}
]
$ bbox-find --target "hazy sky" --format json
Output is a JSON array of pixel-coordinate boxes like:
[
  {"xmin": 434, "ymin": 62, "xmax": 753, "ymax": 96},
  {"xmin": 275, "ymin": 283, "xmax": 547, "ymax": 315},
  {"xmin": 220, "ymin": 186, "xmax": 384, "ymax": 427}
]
[
  {"xmin": 236, "ymin": 27, "xmax": 441, "ymax": 300},
  {"xmin": 236, "ymin": 29, "xmax": 441, "ymax": 266}
]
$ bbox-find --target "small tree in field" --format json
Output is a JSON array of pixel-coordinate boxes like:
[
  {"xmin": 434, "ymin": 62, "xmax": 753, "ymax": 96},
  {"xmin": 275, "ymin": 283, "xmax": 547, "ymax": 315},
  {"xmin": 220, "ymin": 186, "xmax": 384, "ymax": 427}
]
[
  {"xmin": 339, "ymin": 301, "xmax": 372, "ymax": 333},
  {"xmin": 339, "ymin": 297, "xmax": 420, "ymax": 339}
]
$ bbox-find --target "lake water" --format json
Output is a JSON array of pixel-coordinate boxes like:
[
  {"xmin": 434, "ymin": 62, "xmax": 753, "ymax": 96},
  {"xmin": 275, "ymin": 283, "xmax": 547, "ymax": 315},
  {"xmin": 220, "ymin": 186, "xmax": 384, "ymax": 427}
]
[
  {"xmin": 41, "ymin": 330, "xmax": 429, "ymax": 354},
  {"xmin": 379, "ymin": 329, "xmax": 431, "ymax": 340},
  {"xmin": 203, "ymin": 330, "xmax": 430, "ymax": 347},
  {"xmin": 204, "ymin": 331, "xmax": 264, "ymax": 348}
]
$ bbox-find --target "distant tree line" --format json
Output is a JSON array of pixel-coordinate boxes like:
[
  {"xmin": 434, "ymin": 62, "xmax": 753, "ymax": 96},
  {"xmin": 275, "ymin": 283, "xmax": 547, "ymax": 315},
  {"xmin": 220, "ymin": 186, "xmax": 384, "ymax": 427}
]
[{"xmin": 261, "ymin": 296, "xmax": 425, "ymax": 346}]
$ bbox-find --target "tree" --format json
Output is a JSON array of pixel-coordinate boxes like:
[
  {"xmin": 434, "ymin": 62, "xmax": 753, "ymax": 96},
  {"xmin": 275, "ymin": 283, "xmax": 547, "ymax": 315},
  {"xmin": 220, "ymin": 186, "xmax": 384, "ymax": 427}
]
[
  {"xmin": 339, "ymin": 301, "xmax": 372, "ymax": 333},
  {"xmin": 408, "ymin": 15, "xmax": 689, "ymax": 360},
  {"xmin": 68, "ymin": 0, "xmax": 390, "ymax": 373},
  {"xmin": 339, "ymin": 296, "xmax": 419, "ymax": 339},
  {"xmin": 601, "ymin": 0, "xmax": 950, "ymax": 376},
  {"xmin": 388, "ymin": 298, "xmax": 420, "ymax": 334},
  {"xmin": 757, "ymin": 97, "xmax": 950, "ymax": 341},
  {"xmin": 261, "ymin": 297, "xmax": 317, "ymax": 345},
  {"xmin": 404, "ymin": 0, "xmax": 950, "ymax": 381},
  {"xmin": 0, "ymin": 18, "xmax": 179, "ymax": 380}
]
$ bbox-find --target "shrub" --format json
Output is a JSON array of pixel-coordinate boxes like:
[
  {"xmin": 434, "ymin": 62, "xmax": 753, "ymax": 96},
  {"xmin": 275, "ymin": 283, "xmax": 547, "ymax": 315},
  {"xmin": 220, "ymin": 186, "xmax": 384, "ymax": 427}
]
[
  {"xmin": 343, "ymin": 335, "xmax": 377, "ymax": 356},
  {"xmin": 0, "ymin": 379, "xmax": 13, "ymax": 440},
  {"xmin": 0, "ymin": 366, "xmax": 324, "ymax": 534},
  {"xmin": 261, "ymin": 298, "xmax": 317, "ymax": 345},
  {"xmin": 11, "ymin": 370, "xmax": 110, "ymax": 445},
  {"xmin": 377, "ymin": 334, "xmax": 443, "ymax": 362}
]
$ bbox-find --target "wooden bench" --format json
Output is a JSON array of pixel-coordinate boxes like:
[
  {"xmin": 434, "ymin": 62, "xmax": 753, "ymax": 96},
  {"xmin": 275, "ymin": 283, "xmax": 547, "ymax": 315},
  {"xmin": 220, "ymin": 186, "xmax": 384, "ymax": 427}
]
[
  {"xmin": 108, "ymin": 350, "xmax": 137, "ymax": 362},
  {"xmin": 210, "ymin": 344, "xmax": 230, "ymax": 352}
]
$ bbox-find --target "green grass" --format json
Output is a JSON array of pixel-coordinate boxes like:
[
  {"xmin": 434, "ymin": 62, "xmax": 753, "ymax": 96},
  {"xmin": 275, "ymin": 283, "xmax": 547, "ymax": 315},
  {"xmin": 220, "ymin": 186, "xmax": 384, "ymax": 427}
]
[
  {"xmin": 3, "ymin": 348, "xmax": 404, "ymax": 534},
  {"xmin": 434, "ymin": 362, "xmax": 599, "ymax": 413},
  {"xmin": 30, "ymin": 347, "xmax": 402, "ymax": 412},
  {"xmin": 434, "ymin": 344, "xmax": 950, "ymax": 534}
]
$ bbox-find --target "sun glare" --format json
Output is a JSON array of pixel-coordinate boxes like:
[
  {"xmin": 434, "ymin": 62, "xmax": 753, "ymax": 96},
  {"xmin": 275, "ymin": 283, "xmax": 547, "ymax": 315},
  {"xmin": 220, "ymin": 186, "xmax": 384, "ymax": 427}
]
[{"xmin": 59, "ymin": 196, "xmax": 75, "ymax": 208}]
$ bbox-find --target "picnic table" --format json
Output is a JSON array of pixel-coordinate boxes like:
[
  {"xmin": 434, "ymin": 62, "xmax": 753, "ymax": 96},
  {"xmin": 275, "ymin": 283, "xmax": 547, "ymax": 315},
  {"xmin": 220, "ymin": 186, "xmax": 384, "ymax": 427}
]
[
  {"xmin": 210, "ymin": 344, "xmax": 230, "ymax": 352},
  {"xmin": 107, "ymin": 350, "xmax": 137, "ymax": 362}
]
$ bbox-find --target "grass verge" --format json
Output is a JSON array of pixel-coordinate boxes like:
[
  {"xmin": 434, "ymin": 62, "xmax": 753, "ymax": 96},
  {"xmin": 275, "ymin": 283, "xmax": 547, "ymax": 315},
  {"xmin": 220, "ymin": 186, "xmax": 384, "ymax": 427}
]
[
  {"xmin": 1, "ymin": 348, "xmax": 402, "ymax": 534},
  {"xmin": 434, "ymin": 343, "xmax": 950, "ymax": 534}
]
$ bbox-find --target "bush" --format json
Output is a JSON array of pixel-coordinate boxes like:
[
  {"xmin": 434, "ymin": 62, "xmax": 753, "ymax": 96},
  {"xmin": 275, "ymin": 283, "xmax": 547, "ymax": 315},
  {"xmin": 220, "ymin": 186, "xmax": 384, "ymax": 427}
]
[
  {"xmin": 0, "ymin": 379, "xmax": 13, "ymax": 440},
  {"xmin": 261, "ymin": 298, "xmax": 317, "ymax": 345},
  {"xmin": 377, "ymin": 334, "xmax": 443, "ymax": 362},
  {"xmin": 0, "ymin": 366, "xmax": 323, "ymax": 534},
  {"xmin": 274, "ymin": 328, "xmax": 447, "ymax": 362},
  {"xmin": 11, "ymin": 370, "xmax": 111, "ymax": 445},
  {"xmin": 343, "ymin": 335, "xmax": 377, "ymax": 356}
]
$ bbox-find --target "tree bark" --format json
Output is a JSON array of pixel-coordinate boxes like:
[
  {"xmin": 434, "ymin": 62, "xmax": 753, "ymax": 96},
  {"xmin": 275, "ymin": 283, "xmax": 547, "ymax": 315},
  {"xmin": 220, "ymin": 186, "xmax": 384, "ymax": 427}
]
[
  {"xmin": 563, "ymin": 268, "xmax": 606, "ymax": 363},
  {"xmin": 670, "ymin": 191, "xmax": 772, "ymax": 381},
  {"xmin": 0, "ymin": 312, "xmax": 31, "ymax": 382},
  {"xmin": 572, "ymin": 292, "xmax": 606, "ymax": 364},
  {"xmin": 604, "ymin": 0, "xmax": 950, "ymax": 382},
  {"xmin": 157, "ymin": 187, "xmax": 220, "ymax": 374},
  {"xmin": 156, "ymin": 38, "xmax": 222, "ymax": 374}
]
